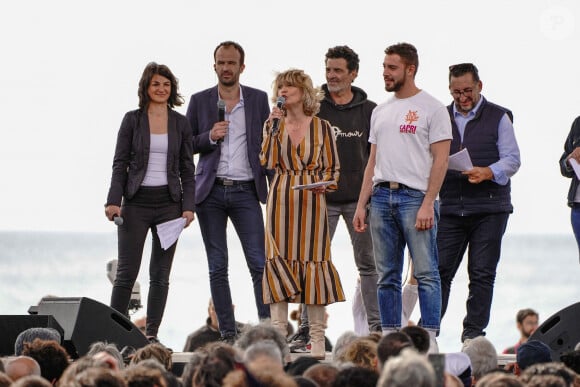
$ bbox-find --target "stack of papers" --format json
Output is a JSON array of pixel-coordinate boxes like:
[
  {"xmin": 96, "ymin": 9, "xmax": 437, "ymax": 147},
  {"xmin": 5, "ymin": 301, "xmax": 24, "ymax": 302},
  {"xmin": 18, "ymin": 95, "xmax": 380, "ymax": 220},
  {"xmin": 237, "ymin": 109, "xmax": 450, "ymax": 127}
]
[
  {"xmin": 157, "ymin": 217, "xmax": 187, "ymax": 250},
  {"xmin": 448, "ymin": 148, "xmax": 473, "ymax": 172},
  {"xmin": 292, "ymin": 180, "xmax": 336, "ymax": 190}
]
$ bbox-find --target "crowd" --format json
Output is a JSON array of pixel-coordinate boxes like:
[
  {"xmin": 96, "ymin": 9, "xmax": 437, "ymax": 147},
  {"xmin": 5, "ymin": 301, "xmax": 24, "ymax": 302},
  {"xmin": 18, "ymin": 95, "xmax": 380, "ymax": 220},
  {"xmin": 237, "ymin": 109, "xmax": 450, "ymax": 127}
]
[{"xmin": 1, "ymin": 324, "xmax": 580, "ymax": 386}]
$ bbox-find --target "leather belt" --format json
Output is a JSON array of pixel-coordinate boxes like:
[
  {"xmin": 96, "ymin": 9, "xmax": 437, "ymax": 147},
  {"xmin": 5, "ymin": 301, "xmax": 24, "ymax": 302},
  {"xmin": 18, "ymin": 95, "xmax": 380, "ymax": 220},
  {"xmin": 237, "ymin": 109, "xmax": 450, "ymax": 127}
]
[
  {"xmin": 377, "ymin": 181, "xmax": 408, "ymax": 190},
  {"xmin": 215, "ymin": 177, "xmax": 253, "ymax": 186}
]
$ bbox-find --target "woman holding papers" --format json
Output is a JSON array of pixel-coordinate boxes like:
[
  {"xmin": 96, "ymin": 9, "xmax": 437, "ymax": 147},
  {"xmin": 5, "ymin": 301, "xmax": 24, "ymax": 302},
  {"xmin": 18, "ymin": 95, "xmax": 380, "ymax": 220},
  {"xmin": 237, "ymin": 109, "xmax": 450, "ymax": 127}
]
[
  {"xmin": 259, "ymin": 69, "xmax": 344, "ymax": 359},
  {"xmin": 104, "ymin": 62, "xmax": 195, "ymax": 342},
  {"xmin": 560, "ymin": 115, "xmax": 580, "ymax": 259}
]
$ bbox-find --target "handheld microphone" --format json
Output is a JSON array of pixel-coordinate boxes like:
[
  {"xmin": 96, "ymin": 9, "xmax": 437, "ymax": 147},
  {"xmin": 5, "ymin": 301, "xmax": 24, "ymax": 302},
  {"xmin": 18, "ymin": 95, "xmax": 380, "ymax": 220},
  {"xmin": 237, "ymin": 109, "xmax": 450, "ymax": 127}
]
[
  {"xmin": 217, "ymin": 99, "xmax": 226, "ymax": 144},
  {"xmin": 113, "ymin": 215, "xmax": 124, "ymax": 226},
  {"xmin": 271, "ymin": 96, "xmax": 286, "ymax": 136}
]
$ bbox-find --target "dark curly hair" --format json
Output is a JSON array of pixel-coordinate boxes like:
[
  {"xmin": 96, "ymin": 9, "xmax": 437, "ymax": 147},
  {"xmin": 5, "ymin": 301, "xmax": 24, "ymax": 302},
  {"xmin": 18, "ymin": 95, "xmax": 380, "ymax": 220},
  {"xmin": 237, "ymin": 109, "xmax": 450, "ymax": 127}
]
[
  {"xmin": 325, "ymin": 45, "xmax": 360, "ymax": 73},
  {"xmin": 22, "ymin": 338, "xmax": 70, "ymax": 384}
]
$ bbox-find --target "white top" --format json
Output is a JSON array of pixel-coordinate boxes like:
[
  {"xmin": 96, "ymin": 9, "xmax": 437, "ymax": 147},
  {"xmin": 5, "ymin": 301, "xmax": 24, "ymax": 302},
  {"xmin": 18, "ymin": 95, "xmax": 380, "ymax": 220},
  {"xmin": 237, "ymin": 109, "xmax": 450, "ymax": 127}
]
[
  {"xmin": 369, "ymin": 90, "xmax": 452, "ymax": 192},
  {"xmin": 142, "ymin": 133, "xmax": 168, "ymax": 186},
  {"xmin": 215, "ymin": 88, "xmax": 254, "ymax": 181}
]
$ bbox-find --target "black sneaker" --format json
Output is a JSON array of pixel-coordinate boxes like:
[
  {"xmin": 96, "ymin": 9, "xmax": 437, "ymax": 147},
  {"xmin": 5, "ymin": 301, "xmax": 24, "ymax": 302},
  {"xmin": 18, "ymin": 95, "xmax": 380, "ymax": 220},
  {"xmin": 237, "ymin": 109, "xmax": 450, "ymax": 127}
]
[{"xmin": 288, "ymin": 326, "xmax": 310, "ymax": 353}]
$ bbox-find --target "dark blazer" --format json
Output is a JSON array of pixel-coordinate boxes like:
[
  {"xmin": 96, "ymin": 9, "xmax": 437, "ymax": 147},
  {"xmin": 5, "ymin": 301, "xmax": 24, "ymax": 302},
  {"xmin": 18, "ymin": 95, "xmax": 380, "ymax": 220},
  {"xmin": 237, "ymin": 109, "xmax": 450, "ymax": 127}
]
[
  {"xmin": 560, "ymin": 115, "xmax": 580, "ymax": 207},
  {"xmin": 106, "ymin": 109, "xmax": 196, "ymax": 212},
  {"xmin": 185, "ymin": 85, "xmax": 270, "ymax": 204}
]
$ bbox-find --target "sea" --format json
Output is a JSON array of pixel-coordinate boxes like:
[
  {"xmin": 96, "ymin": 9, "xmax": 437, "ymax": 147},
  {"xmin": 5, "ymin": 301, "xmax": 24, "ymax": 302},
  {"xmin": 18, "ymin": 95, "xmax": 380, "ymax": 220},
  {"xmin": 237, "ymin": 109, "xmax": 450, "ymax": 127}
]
[{"xmin": 1, "ymin": 229, "xmax": 579, "ymax": 354}]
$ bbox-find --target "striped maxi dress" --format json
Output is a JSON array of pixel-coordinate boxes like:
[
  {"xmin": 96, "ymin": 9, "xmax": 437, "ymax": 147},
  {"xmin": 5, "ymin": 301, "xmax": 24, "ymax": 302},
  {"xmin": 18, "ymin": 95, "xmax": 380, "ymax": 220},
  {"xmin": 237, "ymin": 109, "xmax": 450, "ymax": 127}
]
[{"xmin": 260, "ymin": 116, "xmax": 345, "ymax": 305}]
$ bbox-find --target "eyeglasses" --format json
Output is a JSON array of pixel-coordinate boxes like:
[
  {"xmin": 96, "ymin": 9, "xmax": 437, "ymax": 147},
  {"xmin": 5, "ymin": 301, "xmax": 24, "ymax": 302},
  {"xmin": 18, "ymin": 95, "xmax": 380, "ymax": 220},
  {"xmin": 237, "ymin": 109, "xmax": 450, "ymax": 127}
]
[{"xmin": 450, "ymin": 88, "xmax": 474, "ymax": 98}]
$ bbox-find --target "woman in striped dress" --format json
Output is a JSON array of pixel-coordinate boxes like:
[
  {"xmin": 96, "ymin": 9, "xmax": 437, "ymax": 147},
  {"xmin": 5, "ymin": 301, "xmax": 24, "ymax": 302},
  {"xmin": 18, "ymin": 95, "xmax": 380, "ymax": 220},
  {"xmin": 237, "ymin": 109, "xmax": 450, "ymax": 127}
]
[{"xmin": 260, "ymin": 69, "xmax": 345, "ymax": 359}]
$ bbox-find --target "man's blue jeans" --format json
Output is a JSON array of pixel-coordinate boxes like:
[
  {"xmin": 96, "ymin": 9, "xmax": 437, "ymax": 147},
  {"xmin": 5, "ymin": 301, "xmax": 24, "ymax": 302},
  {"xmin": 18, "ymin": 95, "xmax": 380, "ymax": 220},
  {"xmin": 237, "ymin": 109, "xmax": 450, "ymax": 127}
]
[
  {"xmin": 196, "ymin": 182, "xmax": 270, "ymax": 337},
  {"xmin": 369, "ymin": 185, "xmax": 441, "ymax": 331}
]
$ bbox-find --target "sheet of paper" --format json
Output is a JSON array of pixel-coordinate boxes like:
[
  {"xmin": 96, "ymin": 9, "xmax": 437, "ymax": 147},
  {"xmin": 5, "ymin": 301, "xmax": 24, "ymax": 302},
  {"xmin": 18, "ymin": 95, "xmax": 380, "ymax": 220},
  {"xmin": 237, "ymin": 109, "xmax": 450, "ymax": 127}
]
[
  {"xmin": 157, "ymin": 217, "xmax": 187, "ymax": 250},
  {"xmin": 292, "ymin": 180, "xmax": 337, "ymax": 190},
  {"xmin": 448, "ymin": 148, "xmax": 474, "ymax": 172},
  {"xmin": 569, "ymin": 158, "xmax": 580, "ymax": 179}
]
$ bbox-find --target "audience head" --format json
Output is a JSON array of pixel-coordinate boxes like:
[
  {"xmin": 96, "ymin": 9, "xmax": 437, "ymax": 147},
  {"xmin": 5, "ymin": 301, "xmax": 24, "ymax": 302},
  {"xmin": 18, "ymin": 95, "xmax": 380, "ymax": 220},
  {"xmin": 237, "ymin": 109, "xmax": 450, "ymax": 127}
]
[
  {"xmin": 378, "ymin": 348, "xmax": 435, "ymax": 387},
  {"xmin": 56, "ymin": 355, "xmax": 113, "ymax": 387},
  {"xmin": 515, "ymin": 308, "xmax": 539, "ymax": 338},
  {"xmin": 461, "ymin": 336, "xmax": 497, "ymax": 380},
  {"xmin": 21, "ymin": 339, "xmax": 70, "ymax": 384},
  {"xmin": 333, "ymin": 366, "xmax": 378, "ymax": 387},
  {"xmin": 124, "ymin": 364, "xmax": 166, "ymax": 387},
  {"xmin": 179, "ymin": 352, "xmax": 206, "ymax": 387},
  {"xmin": 332, "ymin": 331, "xmax": 359, "ymax": 363},
  {"xmin": 5, "ymin": 356, "xmax": 41, "ymax": 382},
  {"xmin": 516, "ymin": 339, "xmax": 552, "ymax": 371},
  {"xmin": 236, "ymin": 322, "xmax": 290, "ymax": 363},
  {"xmin": 342, "ymin": 338, "xmax": 378, "ymax": 371},
  {"xmin": 443, "ymin": 372, "xmax": 465, "ymax": 387},
  {"xmin": 186, "ymin": 342, "xmax": 238, "ymax": 387},
  {"xmin": 519, "ymin": 361, "xmax": 577, "ymax": 386},
  {"xmin": 67, "ymin": 366, "xmax": 127, "ymax": 387},
  {"xmin": 400, "ymin": 326, "xmax": 430, "ymax": 354},
  {"xmin": 302, "ymin": 363, "xmax": 338, "ymax": 387},
  {"xmin": 377, "ymin": 331, "xmax": 413, "ymax": 369},
  {"xmin": 243, "ymin": 340, "xmax": 284, "ymax": 374},
  {"xmin": 560, "ymin": 349, "xmax": 580, "ymax": 374},
  {"xmin": 130, "ymin": 343, "xmax": 172, "ymax": 371},
  {"xmin": 475, "ymin": 371, "xmax": 524, "ymax": 387},
  {"xmin": 86, "ymin": 341, "xmax": 124, "ymax": 370},
  {"xmin": 284, "ymin": 356, "xmax": 320, "ymax": 376},
  {"xmin": 526, "ymin": 374, "xmax": 568, "ymax": 387},
  {"xmin": 11, "ymin": 375, "xmax": 52, "ymax": 387},
  {"xmin": 444, "ymin": 352, "xmax": 472, "ymax": 387},
  {"xmin": 292, "ymin": 376, "xmax": 318, "ymax": 387},
  {"xmin": 14, "ymin": 328, "xmax": 61, "ymax": 356}
]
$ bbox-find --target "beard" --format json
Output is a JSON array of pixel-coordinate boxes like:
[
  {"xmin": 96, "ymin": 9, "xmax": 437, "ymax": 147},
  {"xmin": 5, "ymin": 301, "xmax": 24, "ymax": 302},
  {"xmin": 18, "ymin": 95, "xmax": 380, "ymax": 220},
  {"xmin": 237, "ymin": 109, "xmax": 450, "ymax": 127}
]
[
  {"xmin": 327, "ymin": 81, "xmax": 347, "ymax": 94},
  {"xmin": 385, "ymin": 79, "xmax": 403, "ymax": 92},
  {"xmin": 218, "ymin": 72, "xmax": 237, "ymax": 87},
  {"xmin": 219, "ymin": 78, "xmax": 236, "ymax": 87}
]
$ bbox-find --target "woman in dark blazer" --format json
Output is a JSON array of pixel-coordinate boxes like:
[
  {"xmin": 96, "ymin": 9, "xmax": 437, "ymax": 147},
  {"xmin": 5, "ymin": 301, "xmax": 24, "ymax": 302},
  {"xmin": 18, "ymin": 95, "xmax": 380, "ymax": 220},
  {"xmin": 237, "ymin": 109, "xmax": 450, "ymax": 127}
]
[
  {"xmin": 105, "ymin": 62, "xmax": 196, "ymax": 342},
  {"xmin": 560, "ymin": 115, "xmax": 580, "ymax": 260}
]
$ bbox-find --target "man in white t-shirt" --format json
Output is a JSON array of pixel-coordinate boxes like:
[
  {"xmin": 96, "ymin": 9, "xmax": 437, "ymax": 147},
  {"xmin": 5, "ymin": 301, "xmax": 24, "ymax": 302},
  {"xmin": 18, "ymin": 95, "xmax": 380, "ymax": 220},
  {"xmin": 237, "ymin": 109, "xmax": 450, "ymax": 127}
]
[{"xmin": 353, "ymin": 42, "xmax": 452, "ymax": 347}]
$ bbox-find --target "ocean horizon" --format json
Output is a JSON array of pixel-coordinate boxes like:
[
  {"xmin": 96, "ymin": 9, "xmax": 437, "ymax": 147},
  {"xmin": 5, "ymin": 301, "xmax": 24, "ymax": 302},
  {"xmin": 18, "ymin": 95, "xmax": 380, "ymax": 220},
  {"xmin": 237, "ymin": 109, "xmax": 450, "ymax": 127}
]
[{"xmin": 1, "ymin": 229, "xmax": 579, "ymax": 353}]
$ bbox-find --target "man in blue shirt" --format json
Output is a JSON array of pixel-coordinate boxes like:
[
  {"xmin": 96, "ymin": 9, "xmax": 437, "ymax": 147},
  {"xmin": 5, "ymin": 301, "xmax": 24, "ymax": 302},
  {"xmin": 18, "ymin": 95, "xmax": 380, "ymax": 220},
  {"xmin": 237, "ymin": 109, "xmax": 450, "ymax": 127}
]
[
  {"xmin": 438, "ymin": 63, "xmax": 520, "ymax": 342},
  {"xmin": 185, "ymin": 41, "xmax": 271, "ymax": 343}
]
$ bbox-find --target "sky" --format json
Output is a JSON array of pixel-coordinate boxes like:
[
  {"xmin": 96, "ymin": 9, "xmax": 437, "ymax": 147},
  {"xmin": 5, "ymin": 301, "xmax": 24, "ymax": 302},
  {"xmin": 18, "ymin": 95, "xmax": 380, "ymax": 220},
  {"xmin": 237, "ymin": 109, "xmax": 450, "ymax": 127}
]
[{"xmin": 1, "ymin": 0, "xmax": 579, "ymax": 236}]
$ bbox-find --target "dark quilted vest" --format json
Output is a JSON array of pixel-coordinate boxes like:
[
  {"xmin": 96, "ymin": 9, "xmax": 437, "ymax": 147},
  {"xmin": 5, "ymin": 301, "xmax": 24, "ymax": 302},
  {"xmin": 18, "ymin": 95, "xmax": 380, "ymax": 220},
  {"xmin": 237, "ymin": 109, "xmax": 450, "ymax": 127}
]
[{"xmin": 440, "ymin": 98, "xmax": 513, "ymax": 216}]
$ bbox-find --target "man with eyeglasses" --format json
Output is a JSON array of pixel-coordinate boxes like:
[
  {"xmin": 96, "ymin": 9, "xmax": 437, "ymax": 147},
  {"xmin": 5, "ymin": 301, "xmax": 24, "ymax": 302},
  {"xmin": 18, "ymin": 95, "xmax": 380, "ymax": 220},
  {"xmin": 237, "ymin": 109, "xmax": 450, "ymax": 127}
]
[{"xmin": 438, "ymin": 63, "xmax": 521, "ymax": 343}]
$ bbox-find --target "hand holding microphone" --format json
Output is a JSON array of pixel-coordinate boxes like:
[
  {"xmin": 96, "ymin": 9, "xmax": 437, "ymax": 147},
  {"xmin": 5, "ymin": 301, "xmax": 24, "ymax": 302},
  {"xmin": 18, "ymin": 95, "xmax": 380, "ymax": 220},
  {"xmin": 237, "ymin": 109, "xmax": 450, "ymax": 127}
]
[
  {"xmin": 271, "ymin": 96, "xmax": 286, "ymax": 136},
  {"xmin": 113, "ymin": 215, "xmax": 124, "ymax": 226},
  {"xmin": 215, "ymin": 99, "xmax": 227, "ymax": 144},
  {"xmin": 105, "ymin": 205, "xmax": 123, "ymax": 226}
]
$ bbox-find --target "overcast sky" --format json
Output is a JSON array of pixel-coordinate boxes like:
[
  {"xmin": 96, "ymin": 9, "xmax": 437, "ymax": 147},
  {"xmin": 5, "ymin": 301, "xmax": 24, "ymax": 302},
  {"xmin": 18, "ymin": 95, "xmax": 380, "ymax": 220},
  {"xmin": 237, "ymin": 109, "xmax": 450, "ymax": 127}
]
[{"xmin": 1, "ymin": 0, "xmax": 578, "ymax": 235}]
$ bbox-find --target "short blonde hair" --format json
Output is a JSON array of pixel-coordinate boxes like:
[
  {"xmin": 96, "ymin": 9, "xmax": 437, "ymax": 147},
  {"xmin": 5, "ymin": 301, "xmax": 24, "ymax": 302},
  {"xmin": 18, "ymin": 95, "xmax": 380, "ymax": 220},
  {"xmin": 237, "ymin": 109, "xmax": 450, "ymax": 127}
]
[{"xmin": 271, "ymin": 69, "xmax": 324, "ymax": 116}]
